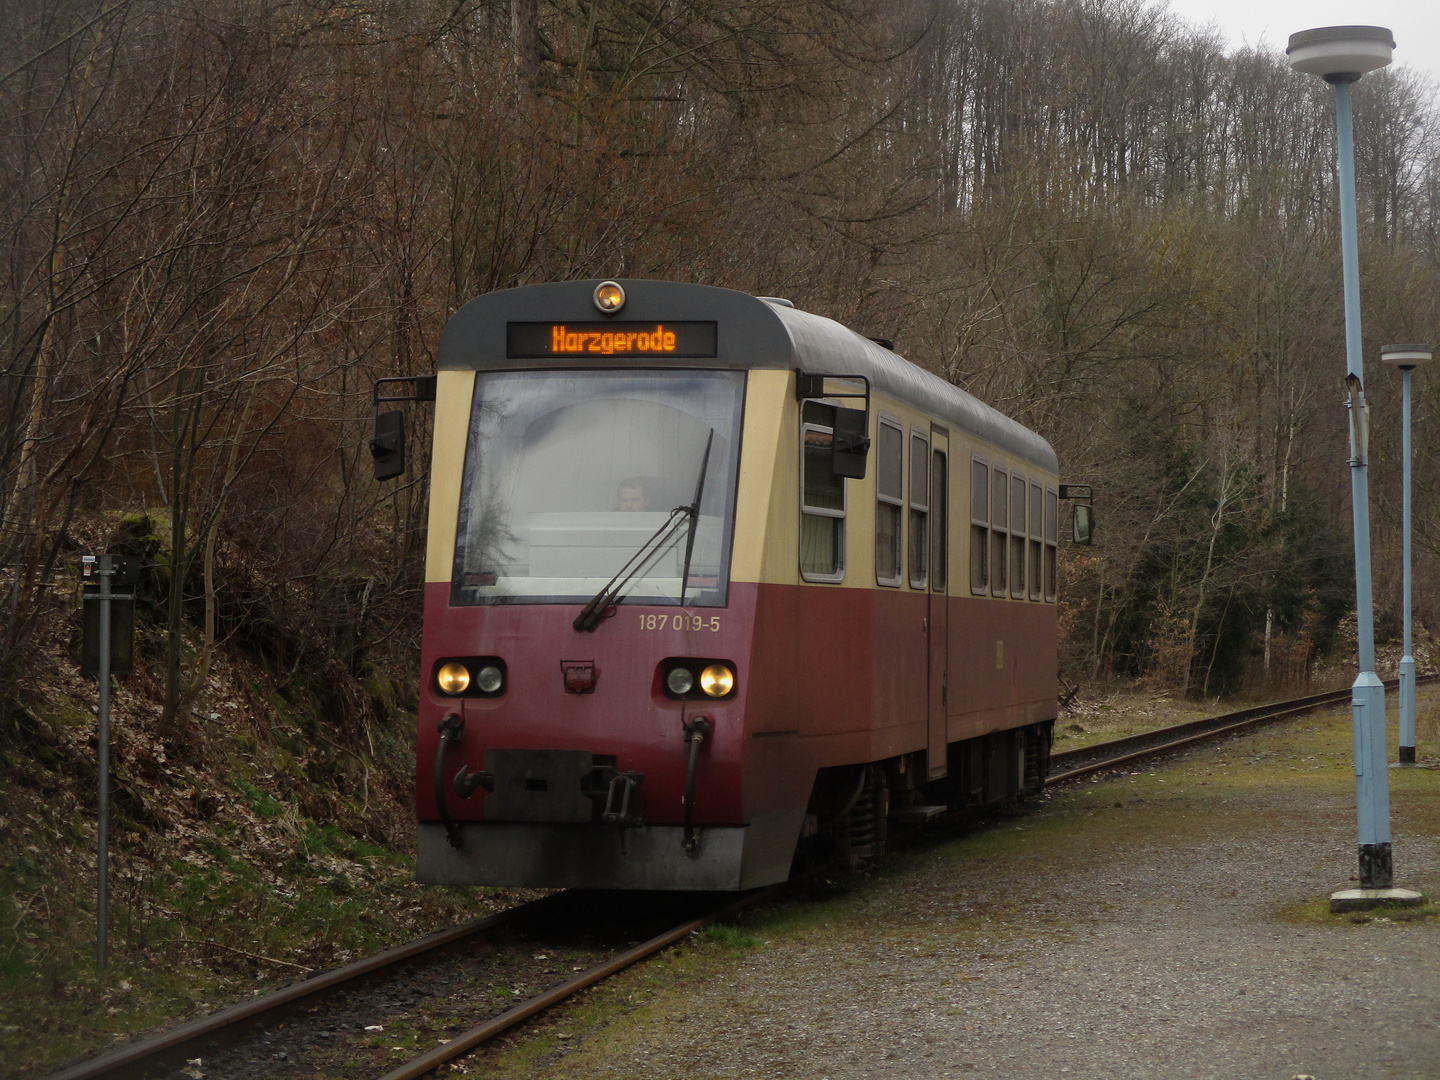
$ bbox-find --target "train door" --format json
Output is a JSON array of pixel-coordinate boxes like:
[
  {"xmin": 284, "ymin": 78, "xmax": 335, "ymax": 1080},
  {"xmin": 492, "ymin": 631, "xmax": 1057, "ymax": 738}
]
[{"xmin": 927, "ymin": 429, "xmax": 950, "ymax": 778}]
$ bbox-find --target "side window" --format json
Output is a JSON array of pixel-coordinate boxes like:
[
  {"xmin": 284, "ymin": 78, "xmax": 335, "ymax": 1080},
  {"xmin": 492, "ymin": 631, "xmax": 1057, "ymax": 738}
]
[
  {"xmin": 800, "ymin": 401, "xmax": 845, "ymax": 581},
  {"xmin": 990, "ymin": 467, "xmax": 1008, "ymax": 597},
  {"xmin": 1029, "ymin": 482, "xmax": 1043, "ymax": 601},
  {"xmin": 876, "ymin": 418, "xmax": 903, "ymax": 586},
  {"xmin": 1044, "ymin": 486, "xmax": 1059, "ymax": 602},
  {"xmin": 908, "ymin": 430, "xmax": 928, "ymax": 589},
  {"xmin": 931, "ymin": 449, "xmax": 948, "ymax": 593},
  {"xmin": 970, "ymin": 458, "xmax": 988, "ymax": 594},
  {"xmin": 1010, "ymin": 473, "xmax": 1027, "ymax": 599}
]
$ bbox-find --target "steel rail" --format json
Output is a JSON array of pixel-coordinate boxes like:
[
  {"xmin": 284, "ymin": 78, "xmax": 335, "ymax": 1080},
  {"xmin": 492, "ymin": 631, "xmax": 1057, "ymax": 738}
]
[
  {"xmin": 373, "ymin": 880, "xmax": 797, "ymax": 1080},
  {"xmin": 1047, "ymin": 675, "xmax": 1435, "ymax": 784},
  {"xmin": 42, "ymin": 893, "xmax": 570, "ymax": 1080}
]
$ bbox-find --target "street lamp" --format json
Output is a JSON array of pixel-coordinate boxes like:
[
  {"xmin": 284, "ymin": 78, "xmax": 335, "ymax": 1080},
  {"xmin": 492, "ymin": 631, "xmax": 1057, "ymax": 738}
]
[
  {"xmin": 1287, "ymin": 25, "xmax": 1394, "ymax": 890},
  {"xmin": 1381, "ymin": 343, "xmax": 1432, "ymax": 766}
]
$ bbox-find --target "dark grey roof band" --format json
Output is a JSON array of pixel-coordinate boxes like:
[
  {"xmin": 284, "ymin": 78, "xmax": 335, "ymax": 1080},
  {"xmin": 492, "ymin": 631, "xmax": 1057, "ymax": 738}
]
[{"xmin": 437, "ymin": 280, "xmax": 1057, "ymax": 474}]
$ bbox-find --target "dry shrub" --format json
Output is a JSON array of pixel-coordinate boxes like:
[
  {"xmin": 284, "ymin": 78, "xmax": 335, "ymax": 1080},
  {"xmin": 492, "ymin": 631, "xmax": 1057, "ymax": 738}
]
[{"xmin": 1140, "ymin": 607, "xmax": 1194, "ymax": 693}]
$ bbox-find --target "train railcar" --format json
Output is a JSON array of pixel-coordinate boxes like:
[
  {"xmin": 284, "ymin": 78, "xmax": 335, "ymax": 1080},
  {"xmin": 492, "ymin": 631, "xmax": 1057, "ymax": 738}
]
[{"xmin": 391, "ymin": 279, "xmax": 1063, "ymax": 891}]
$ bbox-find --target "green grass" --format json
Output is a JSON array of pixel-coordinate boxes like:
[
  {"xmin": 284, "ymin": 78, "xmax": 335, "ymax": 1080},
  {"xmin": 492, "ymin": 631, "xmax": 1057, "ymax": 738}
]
[
  {"xmin": 698, "ymin": 924, "xmax": 765, "ymax": 950},
  {"xmin": 1279, "ymin": 896, "xmax": 1439, "ymax": 925},
  {"xmin": 233, "ymin": 777, "xmax": 284, "ymax": 818}
]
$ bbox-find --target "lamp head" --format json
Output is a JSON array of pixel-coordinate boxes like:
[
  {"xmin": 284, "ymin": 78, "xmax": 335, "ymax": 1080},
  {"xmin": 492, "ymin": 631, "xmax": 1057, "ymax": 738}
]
[
  {"xmin": 1287, "ymin": 26, "xmax": 1393, "ymax": 82},
  {"xmin": 1381, "ymin": 343, "xmax": 1433, "ymax": 371}
]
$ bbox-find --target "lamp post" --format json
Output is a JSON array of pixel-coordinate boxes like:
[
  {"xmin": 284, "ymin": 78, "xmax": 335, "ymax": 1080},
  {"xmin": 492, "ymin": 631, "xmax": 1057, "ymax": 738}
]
[
  {"xmin": 1287, "ymin": 25, "xmax": 1395, "ymax": 889},
  {"xmin": 1381, "ymin": 343, "xmax": 1432, "ymax": 766}
]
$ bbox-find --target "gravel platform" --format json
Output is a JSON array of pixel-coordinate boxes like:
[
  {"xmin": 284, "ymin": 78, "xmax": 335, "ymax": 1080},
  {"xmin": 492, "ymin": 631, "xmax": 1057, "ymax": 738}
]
[{"xmin": 506, "ymin": 704, "xmax": 1440, "ymax": 1080}]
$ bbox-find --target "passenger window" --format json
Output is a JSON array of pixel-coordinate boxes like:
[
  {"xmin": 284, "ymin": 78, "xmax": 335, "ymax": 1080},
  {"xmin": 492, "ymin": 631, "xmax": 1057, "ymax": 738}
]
[
  {"xmin": 1010, "ymin": 474, "xmax": 1027, "ymax": 599},
  {"xmin": 970, "ymin": 458, "xmax": 988, "ymax": 594},
  {"xmin": 990, "ymin": 467, "xmax": 1008, "ymax": 596},
  {"xmin": 1029, "ymin": 483, "xmax": 1043, "ymax": 601},
  {"xmin": 800, "ymin": 402, "xmax": 845, "ymax": 581},
  {"xmin": 1044, "ymin": 487, "xmax": 1059, "ymax": 602},
  {"xmin": 908, "ymin": 431, "xmax": 928, "ymax": 589},
  {"xmin": 876, "ymin": 419, "xmax": 903, "ymax": 585},
  {"xmin": 931, "ymin": 450, "xmax": 948, "ymax": 592}
]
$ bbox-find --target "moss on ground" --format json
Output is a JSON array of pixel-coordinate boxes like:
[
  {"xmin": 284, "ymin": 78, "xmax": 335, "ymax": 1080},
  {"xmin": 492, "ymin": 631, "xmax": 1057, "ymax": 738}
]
[{"xmin": 1279, "ymin": 897, "xmax": 1440, "ymax": 926}]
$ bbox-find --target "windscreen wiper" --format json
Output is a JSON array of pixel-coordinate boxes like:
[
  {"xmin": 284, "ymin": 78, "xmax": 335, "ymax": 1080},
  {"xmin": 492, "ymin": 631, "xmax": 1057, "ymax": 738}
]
[
  {"xmin": 678, "ymin": 430, "xmax": 715, "ymax": 606},
  {"xmin": 573, "ymin": 507, "xmax": 691, "ymax": 632},
  {"xmin": 573, "ymin": 430, "xmax": 717, "ymax": 633}
]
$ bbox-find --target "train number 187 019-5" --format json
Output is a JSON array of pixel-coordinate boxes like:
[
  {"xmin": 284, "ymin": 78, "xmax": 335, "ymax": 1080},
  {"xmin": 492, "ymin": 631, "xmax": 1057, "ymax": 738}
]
[{"xmin": 638, "ymin": 613, "xmax": 720, "ymax": 632}]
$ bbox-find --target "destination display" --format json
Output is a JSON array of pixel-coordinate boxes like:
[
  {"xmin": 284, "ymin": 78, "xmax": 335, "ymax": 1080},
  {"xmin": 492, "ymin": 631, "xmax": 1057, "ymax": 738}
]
[{"xmin": 507, "ymin": 321, "xmax": 718, "ymax": 359}]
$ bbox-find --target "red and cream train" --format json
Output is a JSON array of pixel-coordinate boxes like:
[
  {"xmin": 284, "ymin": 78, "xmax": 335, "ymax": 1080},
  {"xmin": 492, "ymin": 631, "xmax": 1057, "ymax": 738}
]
[{"xmin": 380, "ymin": 279, "xmax": 1067, "ymax": 890}]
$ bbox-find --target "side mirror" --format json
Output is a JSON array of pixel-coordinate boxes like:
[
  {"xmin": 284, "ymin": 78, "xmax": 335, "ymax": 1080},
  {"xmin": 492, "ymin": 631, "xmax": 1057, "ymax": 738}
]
[
  {"xmin": 1072, "ymin": 504, "xmax": 1094, "ymax": 545},
  {"xmin": 371, "ymin": 409, "xmax": 406, "ymax": 481},
  {"xmin": 832, "ymin": 406, "xmax": 870, "ymax": 479}
]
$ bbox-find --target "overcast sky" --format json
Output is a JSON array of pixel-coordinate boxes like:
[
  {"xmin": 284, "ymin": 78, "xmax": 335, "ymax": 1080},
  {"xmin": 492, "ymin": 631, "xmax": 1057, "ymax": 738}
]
[{"xmin": 1160, "ymin": 0, "xmax": 1440, "ymax": 86}]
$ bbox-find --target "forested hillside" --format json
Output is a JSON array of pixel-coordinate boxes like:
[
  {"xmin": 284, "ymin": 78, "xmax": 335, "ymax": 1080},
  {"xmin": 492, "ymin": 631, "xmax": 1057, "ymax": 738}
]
[{"xmin": 4, "ymin": 0, "xmax": 1440, "ymax": 765}]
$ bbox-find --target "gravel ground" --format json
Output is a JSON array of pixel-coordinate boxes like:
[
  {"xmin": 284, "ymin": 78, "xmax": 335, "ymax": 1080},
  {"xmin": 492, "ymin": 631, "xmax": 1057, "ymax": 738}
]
[{"xmin": 490, "ymin": 702, "xmax": 1440, "ymax": 1080}]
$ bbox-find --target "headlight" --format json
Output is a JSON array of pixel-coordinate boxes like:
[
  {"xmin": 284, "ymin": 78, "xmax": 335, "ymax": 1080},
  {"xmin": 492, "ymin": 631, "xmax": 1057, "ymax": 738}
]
[
  {"xmin": 666, "ymin": 667, "xmax": 695, "ymax": 695},
  {"xmin": 437, "ymin": 662, "xmax": 470, "ymax": 695},
  {"xmin": 699, "ymin": 663, "xmax": 734, "ymax": 697},
  {"xmin": 476, "ymin": 664, "xmax": 504, "ymax": 694}
]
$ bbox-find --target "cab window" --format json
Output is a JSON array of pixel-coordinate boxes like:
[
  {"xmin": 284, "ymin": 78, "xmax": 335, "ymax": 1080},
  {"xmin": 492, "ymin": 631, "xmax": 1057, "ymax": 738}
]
[
  {"xmin": 931, "ymin": 448, "xmax": 948, "ymax": 592},
  {"xmin": 908, "ymin": 430, "xmax": 929, "ymax": 589},
  {"xmin": 990, "ymin": 466, "xmax": 1008, "ymax": 597},
  {"xmin": 800, "ymin": 401, "xmax": 845, "ymax": 581},
  {"xmin": 1044, "ymin": 486, "xmax": 1059, "ymax": 602},
  {"xmin": 1010, "ymin": 473, "xmax": 1027, "ymax": 599},
  {"xmin": 1029, "ymin": 482, "xmax": 1043, "ymax": 601},
  {"xmin": 970, "ymin": 458, "xmax": 988, "ymax": 594},
  {"xmin": 876, "ymin": 418, "xmax": 903, "ymax": 586}
]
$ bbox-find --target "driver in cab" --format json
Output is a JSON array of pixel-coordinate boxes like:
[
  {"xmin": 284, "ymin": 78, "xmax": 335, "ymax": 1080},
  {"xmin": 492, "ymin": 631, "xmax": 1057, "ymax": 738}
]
[{"xmin": 616, "ymin": 478, "xmax": 650, "ymax": 512}]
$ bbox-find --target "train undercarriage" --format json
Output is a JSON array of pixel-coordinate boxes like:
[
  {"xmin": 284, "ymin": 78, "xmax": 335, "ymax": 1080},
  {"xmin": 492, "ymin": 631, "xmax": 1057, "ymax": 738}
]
[
  {"xmin": 418, "ymin": 719, "xmax": 1055, "ymax": 890},
  {"xmin": 797, "ymin": 719, "xmax": 1055, "ymax": 874}
]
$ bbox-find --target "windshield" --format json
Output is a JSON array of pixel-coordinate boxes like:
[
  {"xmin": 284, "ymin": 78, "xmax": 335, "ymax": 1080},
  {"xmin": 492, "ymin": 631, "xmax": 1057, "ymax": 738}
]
[{"xmin": 452, "ymin": 369, "xmax": 745, "ymax": 607}]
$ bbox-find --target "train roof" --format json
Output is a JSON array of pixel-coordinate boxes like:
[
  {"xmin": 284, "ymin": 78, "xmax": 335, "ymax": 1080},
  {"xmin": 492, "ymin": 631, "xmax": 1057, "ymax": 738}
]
[{"xmin": 437, "ymin": 279, "xmax": 1058, "ymax": 474}]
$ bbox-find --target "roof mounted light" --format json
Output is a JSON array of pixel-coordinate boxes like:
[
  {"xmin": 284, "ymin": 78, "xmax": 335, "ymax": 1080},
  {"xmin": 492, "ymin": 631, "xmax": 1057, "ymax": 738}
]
[{"xmin": 594, "ymin": 280, "xmax": 626, "ymax": 314}]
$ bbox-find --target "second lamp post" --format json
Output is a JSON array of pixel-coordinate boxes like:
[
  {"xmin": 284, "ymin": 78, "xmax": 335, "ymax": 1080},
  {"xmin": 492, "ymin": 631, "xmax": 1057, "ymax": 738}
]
[{"xmin": 1382, "ymin": 343, "xmax": 1432, "ymax": 766}]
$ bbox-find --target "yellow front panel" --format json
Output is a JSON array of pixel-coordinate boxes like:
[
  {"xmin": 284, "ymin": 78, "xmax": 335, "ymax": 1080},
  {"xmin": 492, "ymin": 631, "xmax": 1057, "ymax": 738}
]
[
  {"xmin": 731, "ymin": 369, "xmax": 798, "ymax": 585},
  {"xmin": 425, "ymin": 369, "xmax": 477, "ymax": 583}
]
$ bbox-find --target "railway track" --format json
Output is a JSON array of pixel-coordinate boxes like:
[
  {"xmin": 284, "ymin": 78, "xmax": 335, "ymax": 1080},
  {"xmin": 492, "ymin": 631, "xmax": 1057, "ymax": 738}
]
[
  {"xmin": 45, "ymin": 680, "xmax": 1418, "ymax": 1080},
  {"xmin": 1047, "ymin": 674, "xmax": 1435, "ymax": 783},
  {"xmin": 43, "ymin": 884, "xmax": 801, "ymax": 1080},
  {"xmin": 44, "ymin": 893, "xmax": 562, "ymax": 1080},
  {"xmin": 371, "ymin": 880, "xmax": 799, "ymax": 1080}
]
